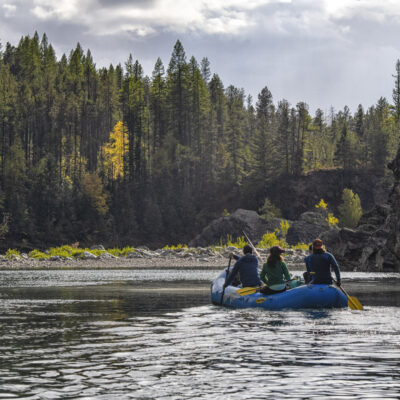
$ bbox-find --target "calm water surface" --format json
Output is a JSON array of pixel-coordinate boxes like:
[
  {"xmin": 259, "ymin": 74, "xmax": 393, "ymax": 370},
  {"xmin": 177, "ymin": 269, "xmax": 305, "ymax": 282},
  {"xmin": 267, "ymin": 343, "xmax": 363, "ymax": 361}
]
[{"xmin": 0, "ymin": 269, "xmax": 399, "ymax": 399}]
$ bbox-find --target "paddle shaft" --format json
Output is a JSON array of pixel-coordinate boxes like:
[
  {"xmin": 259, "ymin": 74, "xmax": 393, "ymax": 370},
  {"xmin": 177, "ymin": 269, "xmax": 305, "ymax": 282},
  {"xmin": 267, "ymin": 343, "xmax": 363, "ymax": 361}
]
[
  {"xmin": 242, "ymin": 230, "xmax": 262, "ymax": 261},
  {"xmin": 220, "ymin": 258, "xmax": 232, "ymax": 305},
  {"xmin": 333, "ymin": 278, "xmax": 363, "ymax": 310}
]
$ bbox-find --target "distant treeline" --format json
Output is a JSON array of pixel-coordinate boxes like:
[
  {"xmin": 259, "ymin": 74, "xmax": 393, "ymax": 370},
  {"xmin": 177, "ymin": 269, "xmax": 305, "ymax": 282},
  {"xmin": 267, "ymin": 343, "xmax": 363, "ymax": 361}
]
[{"xmin": 0, "ymin": 32, "xmax": 399, "ymax": 249}]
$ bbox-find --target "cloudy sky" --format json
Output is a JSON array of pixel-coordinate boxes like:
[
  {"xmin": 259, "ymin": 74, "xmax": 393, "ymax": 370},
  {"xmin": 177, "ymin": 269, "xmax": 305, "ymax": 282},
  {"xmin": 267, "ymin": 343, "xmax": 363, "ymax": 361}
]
[{"xmin": 0, "ymin": 0, "xmax": 399, "ymax": 114}]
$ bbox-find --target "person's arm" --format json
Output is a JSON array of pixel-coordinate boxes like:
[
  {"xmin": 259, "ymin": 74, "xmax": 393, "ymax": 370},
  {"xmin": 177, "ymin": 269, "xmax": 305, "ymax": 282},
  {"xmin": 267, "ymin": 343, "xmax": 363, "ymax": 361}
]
[
  {"xmin": 304, "ymin": 255, "xmax": 311, "ymax": 273},
  {"xmin": 228, "ymin": 253, "xmax": 240, "ymax": 261},
  {"xmin": 224, "ymin": 261, "xmax": 240, "ymax": 287},
  {"xmin": 281, "ymin": 262, "xmax": 291, "ymax": 281},
  {"xmin": 260, "ymin": 263, "xmax": 268, "ymax": 285},
  {"xmin": 328, "ymin": 253, "xmax": 341, "ymax": 285}
]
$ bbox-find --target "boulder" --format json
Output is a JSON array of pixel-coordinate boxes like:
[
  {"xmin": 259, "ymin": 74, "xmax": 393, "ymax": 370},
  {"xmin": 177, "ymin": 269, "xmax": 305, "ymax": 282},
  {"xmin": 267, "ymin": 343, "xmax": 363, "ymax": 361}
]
[
  {"xmin": 264, "ymin": 217, "xmax": 291, "ymax": 233},
  {"xmin": 90, "ymin": 245, "xmax": 105, "ymax": 251},
  {"xmin": 82, "ymin": 251, "xmax": 98, "ymax": 260},
  {"xmin": 189, "ymin": 209, "xmax": 268, "ymax": 247},
  {"xmin": 286, "ymin": 211, "xmax": 336, "ymax": 245},
  {"xmin": 99, "ymin": 252, "xmax": 118, "ymax": 260}
]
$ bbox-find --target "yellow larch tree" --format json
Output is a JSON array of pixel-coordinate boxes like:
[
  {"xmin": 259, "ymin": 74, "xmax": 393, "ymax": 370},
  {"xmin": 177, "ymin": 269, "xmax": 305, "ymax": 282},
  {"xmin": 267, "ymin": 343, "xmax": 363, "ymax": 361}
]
[{"xmin": 100, "ymin": 121, "xmax": 129, "ymax": 180}]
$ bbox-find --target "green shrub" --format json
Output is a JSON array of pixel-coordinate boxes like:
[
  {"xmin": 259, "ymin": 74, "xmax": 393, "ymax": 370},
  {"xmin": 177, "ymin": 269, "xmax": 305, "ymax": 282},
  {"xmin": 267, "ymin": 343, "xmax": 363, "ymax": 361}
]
[
  {"xmin": 108, "ymin": 248, "xmax": 123, "ymax": 257},
  {"xmin": 5, "ymin": 249, "xmax": 21, "ymax": 259},
  {"xmin": 279, "ymin": 220, "xmax": 290, "ymax": 237},
  {"xmin": 292, "ymin": 242, "xmax": 309, "ymax": 251},
  {"xmin": 227, "ymin": 235, "xmax": 247, "ymax": 248},
  {"xmin": 49, "ymin": 246, "xmax": 73, "ymax": 258},
  {"xmin": 259, "ymin": 198, "xmax": 282, "ymax": 221},
  {"xmin": 107, "ymin": 247, "xmax": 134, "ymax": 257},
  {"xmin": 219, "ymin": 235, "xmax": 247, "ymax": 248},
  {"xmin": 257, "ymin": 232, "xmax": 287, "ymax": 249},
  {"xmin": 120, "ymin": 246, "xmax": 135, "ymax": 256},
  {"xmin": 71, "ymin": 248, "xmax": 85, "ymax": 257},
  {"xmin": 29, "ymin": 249, "xmax": 50, "ymax": 259},
  {"xmin": 326, "ymin": 213, "xmax": 339, "ymax": 226},
  {"xmin": 315, "ymin": 198, "xmax": 328, "ymax": 210},
  {"xmin": 162, "ymin": 244, "xmax": 187, "ymax": 250},
  {"xmin": 338, "ymin": 188, "xmax": 363, "ymax": 228},
  {"xmin": 83, "ymin": 248, "xmax": 105, "ymax": 257}
]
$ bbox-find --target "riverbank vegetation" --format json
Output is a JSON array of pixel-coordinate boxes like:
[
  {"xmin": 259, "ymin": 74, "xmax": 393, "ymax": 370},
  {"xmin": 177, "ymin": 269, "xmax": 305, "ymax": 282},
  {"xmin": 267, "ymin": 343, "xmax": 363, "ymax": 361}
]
[{"xmin": 0, "ymin": 33, "xmax": 399, "ymax": 250}]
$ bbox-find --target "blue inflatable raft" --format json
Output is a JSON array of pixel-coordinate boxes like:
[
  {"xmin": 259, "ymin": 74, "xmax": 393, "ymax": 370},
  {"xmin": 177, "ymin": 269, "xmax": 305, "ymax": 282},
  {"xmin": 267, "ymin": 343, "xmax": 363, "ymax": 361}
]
[{"xmin": 211, "ymin": 269, "xmax": 348, "ymax": 310}]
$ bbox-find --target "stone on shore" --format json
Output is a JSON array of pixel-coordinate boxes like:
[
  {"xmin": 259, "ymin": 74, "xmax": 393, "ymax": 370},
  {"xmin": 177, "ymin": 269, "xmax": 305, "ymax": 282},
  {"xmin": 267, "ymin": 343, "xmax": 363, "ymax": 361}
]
[{"xmin": 82, "ymin": 251, "xmax": 98, "ymax": 260}]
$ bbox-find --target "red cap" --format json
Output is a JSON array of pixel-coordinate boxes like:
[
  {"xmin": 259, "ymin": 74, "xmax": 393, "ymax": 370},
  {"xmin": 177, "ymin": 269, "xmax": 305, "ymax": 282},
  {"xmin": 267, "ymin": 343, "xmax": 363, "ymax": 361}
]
[
  {"xmin": 313, "ymin": 239, "xmax": 323, "ymax": 249},
  {"xmin": 270, "ymin": 245, "xmax": 285, "ymax": 254}
]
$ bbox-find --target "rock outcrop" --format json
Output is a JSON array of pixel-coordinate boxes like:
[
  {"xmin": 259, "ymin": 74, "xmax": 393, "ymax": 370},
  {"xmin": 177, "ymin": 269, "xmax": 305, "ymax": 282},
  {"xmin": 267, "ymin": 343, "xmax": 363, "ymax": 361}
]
[
  {"xmin": 189, "ymin": 208, "xmax": 336, "ymax": 248},
  {"xmin": 189, "ymin": 209, "xmax": 268, "ymax": 247},
  {"xmin": 286, "ymin": 211, "xmax": 338, "ymax": 245}
]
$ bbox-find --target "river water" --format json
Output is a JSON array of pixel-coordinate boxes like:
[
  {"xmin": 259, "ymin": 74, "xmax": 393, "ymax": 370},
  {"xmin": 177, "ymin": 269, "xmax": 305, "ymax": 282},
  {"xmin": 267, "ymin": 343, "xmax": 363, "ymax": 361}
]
[{"xmin": 0, "ymin": 269, "xmax": 399, "ymax": 399}]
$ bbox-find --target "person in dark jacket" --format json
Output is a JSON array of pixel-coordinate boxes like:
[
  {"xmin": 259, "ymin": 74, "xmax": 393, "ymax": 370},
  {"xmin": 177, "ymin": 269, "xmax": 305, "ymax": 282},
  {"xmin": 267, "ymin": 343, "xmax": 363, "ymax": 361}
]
[
  {"xmin": 224, "ymin": 244, "xmax": 261, "ymax": 288},
  {"xmin": 305, "ymin": 238, "xmax": 341, "ymax": 285}
]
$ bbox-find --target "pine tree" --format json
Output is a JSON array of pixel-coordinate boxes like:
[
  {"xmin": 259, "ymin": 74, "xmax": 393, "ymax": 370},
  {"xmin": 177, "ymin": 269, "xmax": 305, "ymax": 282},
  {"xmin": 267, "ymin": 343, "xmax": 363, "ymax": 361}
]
[
  {"xmin": 252, "ymin": 86, "xmax": 275, "ymax": 186},
  {"xmin": 200, "ymin": 57, "xmax": 211, "ymax": 84},
  {"xmin": 393, "ymin": 59, "xmax": 400, "ymax": 123},
  {"xmin": 277, "ymin": 100, "xmax": 290, "ymax": 174}
]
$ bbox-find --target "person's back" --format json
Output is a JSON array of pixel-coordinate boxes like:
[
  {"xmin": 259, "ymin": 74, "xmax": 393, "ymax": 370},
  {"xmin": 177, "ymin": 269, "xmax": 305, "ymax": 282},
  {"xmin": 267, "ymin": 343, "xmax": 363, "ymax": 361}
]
[
  {"xmin": 224, "ymin": 245, "xmax": 261, "ymax": 288},
  {"xmin": 234, "ymin": 253, "xmax": 261, "ymax": 287},
  {"xmin": 307, "ymin": 239, "xmax": 341, "ymax": 285},
  {"xmin": 261, "ymin": 260, "xmax": 290, "ymax": 287},
  {"xmin": 260, "ymin": 246, "xmax": 291, "ymax": 294}
]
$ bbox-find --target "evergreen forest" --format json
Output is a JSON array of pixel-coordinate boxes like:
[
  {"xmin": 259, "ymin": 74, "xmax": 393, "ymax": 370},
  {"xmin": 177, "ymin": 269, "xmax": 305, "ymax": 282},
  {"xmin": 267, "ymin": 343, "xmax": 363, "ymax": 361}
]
[{"xmin": 0, "ymin": 32, "xmax": 399, "ymax": 249}]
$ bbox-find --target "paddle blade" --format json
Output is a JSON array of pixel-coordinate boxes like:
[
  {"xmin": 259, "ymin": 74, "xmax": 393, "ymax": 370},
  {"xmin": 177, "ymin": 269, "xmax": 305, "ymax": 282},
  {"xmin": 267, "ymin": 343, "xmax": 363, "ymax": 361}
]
[
  {"xmin": 348, "ymin": 296, "xmax": 363, "ymax": 310},
  {"xmin": 236, "ymin": 287, "xmax": 258, "ymax": 296}
]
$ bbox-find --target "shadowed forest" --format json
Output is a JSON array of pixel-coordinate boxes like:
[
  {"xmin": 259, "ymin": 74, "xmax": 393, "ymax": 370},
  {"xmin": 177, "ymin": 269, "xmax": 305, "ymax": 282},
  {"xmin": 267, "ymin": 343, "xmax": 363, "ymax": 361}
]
[{"xmin": 0, "ymin": 32, "xmax": 399, "ymax": 249}]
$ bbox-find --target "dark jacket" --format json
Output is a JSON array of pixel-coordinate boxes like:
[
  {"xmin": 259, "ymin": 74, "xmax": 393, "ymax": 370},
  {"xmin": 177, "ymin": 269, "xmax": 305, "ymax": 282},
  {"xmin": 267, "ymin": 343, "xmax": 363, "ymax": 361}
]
[
  {"xmin": 224, "ymin": 254, "xmax": 261, "ymax": 287},
  {"xmin": 305, "ymin": 252, "xmax": 341, "ymax": 285}
]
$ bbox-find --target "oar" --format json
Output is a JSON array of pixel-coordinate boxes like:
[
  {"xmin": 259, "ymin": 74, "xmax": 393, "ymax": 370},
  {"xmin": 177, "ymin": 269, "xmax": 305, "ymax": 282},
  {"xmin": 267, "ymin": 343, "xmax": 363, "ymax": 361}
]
[
  {"xmin": 333, "ymin": 279, "xmax": 363, "ymax": 310},
  {"xmin": 220, "ymin": 257, "xmax": 232, "ymax": 305},
  {"xmin": 242, "ymin": 230, "xmax": 262, "ymax": 261},
  {"xmin": 236, "ymin": 286, "xmax": 259, "ymax": 296}
]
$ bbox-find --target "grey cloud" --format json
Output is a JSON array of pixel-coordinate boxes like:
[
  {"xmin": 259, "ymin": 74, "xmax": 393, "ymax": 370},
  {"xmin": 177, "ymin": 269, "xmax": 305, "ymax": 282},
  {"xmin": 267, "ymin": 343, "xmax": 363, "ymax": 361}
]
[
  {"xmin": 96, "ymin": 0, "xmax": 157, "ymax": 8},
  {"xmin": 0, "ymin": 0, "xmax": 398, "ymax": 115}
]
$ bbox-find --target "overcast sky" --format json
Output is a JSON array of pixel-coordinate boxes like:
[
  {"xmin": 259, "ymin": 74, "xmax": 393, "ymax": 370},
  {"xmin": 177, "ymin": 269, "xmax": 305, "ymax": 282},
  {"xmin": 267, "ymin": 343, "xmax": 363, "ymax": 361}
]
[{"xmin": 1, "ymin": 0, "xmax": 399, "ymax": 115}]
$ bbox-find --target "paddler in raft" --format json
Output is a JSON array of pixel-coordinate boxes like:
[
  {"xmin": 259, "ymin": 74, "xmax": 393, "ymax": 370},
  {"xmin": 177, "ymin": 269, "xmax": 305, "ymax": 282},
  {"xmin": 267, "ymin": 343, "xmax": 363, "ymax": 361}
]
[
  {"xmin": 304, "ymin": 238, "xmax": 341, "ymax": 286},
  {"xmin": 223, "ymin": 244, "xmax": 262, "ymax": 289},
  {"xmin": 259, "ymin": 245, "xmax": 292, "ymax": 294}
]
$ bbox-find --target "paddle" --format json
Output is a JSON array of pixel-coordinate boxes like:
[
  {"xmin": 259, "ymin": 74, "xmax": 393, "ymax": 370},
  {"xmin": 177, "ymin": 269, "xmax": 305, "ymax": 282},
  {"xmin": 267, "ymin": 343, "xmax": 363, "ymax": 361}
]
[
  {"xmin": 220, "ymin": 257, "xmax": 232, "ymax": 305},
  {"xmin": 242, "ymin": 230, "xmax": 262, "ymax": 262},
  {"xmin": 333, "ymin": 279, "xmax": 363, "ymax": 310}
]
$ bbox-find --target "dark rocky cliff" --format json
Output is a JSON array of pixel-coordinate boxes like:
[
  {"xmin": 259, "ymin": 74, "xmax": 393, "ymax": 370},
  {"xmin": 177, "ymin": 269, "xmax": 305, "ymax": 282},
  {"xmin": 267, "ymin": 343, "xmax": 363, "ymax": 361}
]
[
  {"xmin": 266, "ymin": 168, "xmax": 390, "ymax": 220},
  {"xmin": 321, "ymin": 149, "xmax": 400, "ymax": 272}
]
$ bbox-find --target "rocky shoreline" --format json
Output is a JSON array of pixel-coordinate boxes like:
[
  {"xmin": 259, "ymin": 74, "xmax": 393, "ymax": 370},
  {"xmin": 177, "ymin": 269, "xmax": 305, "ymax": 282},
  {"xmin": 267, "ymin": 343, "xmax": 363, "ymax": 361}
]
[{"xmin": 0, "ymin": 246, "xmax": 312, "ymax": 271}]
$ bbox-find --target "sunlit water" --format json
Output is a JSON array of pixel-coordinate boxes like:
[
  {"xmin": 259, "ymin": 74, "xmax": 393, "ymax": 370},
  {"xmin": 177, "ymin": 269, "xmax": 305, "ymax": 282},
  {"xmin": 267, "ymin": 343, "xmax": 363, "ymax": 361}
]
[{"xmin": 0, "ymin": 269, "xmax": 399, "ymax": 399}]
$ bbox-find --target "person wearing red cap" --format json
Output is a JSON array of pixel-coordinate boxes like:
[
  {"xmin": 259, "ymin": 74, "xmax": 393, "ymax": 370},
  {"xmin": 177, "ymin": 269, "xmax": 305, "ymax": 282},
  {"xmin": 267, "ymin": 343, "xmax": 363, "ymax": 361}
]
[
  {"xmin": 260, "ymin": 245, "xmax": 292, "ymax": 294},
  {"xmin": 304, "ymin": 238, "xmax": 341, "ymax": 286}
]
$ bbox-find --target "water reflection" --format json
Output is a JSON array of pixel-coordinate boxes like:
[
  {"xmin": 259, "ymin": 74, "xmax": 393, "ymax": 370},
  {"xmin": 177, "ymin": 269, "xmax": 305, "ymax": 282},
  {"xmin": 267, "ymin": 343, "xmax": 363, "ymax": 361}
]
[{"xmin": 0, "ymin": 270, "xmax": 399, "ymax": 399}]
